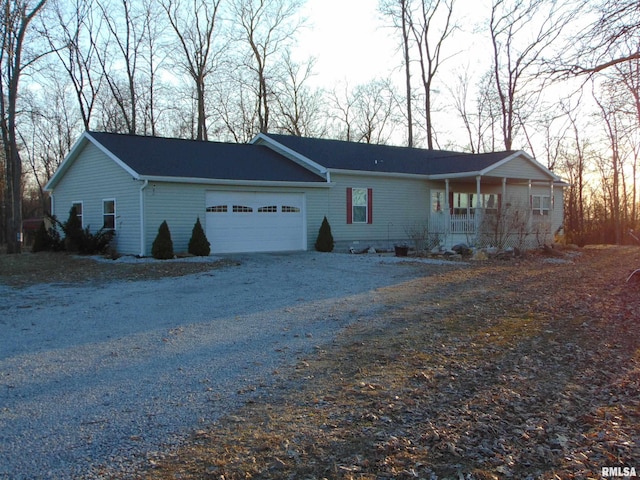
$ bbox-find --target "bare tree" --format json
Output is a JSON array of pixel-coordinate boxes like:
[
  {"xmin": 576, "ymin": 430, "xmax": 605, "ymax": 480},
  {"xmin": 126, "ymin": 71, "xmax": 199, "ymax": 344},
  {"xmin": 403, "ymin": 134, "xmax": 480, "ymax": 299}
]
[
  {"xmin": 20, "ymin": 76, "xmax": 80, "ymax": 211},
  {"xmin": 489, "ymin": 0, "xmax": 569, "ymax": 150},
  {"xmin": 559, "ymin": 0, "xmax": 640, "ymax": 76},
  {"xmin": 1, "ymin": 0, "xmax": 48, "ymax": 254},
  {"xmin": 448, "ymin": 68, "xmax": 499, "ymax": 153},
  {"xmin": 380, "ymin": 0, "xmax": 414, "ymax": 147},
  {"xmin": 162, "ymin": 0, "xmax": 223, "ymax": 141},
  {"xmin": 41, "ymin": 0, "xmax": 102, "ymax": 130},
  {"xmin": 274, "ymin": 53, "xmax": 325, "ymax": 137},
  {"xmin": 230, "ymin": 0, "xmax": 305, "ymax": 134},
  {"xmin": 409, "ymin": 0, "xmax": 454, "ymax": 149},
  {"xmin": 92, "ymin": 0, "xmax": 151, "ymax": 135},
  {"xmin": 329, "ymin": 79, "xmax": 401, "ymax": 144}
]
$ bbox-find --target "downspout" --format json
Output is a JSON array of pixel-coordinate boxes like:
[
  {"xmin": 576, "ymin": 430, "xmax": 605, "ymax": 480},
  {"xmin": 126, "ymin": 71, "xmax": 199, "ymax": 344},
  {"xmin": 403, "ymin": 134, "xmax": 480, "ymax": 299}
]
[{"xmin": 139, "ymin": 180, "xmax": 148, "ymax": 257}]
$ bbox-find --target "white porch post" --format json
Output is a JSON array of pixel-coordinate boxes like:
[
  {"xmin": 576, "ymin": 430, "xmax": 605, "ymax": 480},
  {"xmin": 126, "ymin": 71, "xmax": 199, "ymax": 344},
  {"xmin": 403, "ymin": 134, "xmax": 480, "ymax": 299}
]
[
  {"xmin": 550, "ymin": 181, "xmax": 554, "ymax": 211},
  {"xmin": 528, "ymin": 179, "xmax": 533, "ymax": 232},
  {"xmin": 502, "ymin": 177, "xmax": 507, "ymax": 203},
  {"xmin": 445, "ymin": 178, "xmax": 450, "ymax": 239},
  {"xmin": 475, "ymin": 175, "xmax": 482, "ymax": 242}
]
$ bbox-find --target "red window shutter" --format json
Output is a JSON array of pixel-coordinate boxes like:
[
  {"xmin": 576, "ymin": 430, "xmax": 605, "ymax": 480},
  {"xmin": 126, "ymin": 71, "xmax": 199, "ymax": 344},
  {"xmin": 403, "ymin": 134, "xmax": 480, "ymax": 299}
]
[
  {"xmin": 367, "ymin": 188, "xmax": 373, "ymax": 224},
  {"xmin": 346, "ymin": 187, "xmax": 353, "ymax": 224}
]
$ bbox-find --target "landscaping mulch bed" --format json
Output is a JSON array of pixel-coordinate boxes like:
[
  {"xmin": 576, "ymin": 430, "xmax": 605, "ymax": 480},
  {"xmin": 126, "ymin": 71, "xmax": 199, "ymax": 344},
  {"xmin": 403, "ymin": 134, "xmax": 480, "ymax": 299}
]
[{"xmin": 136, "ymin": 246, "xmax": 640, "ymax": 479}]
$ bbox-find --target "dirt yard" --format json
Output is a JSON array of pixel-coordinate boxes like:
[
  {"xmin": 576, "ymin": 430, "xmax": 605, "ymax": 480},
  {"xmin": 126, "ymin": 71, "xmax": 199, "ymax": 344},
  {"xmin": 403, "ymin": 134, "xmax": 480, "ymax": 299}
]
[
  {"xmin": 2, "ymin": 247, "xmax": 639, "ymax": 479},
  {"xmin": 120, "ymin": 245, "xmax": 637, "ymax": 480}
]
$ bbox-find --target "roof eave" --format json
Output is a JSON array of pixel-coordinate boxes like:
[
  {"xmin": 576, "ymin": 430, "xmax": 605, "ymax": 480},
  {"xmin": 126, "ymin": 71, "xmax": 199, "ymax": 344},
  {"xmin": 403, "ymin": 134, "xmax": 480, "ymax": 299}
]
[
  {"xmin": 328, "ymin": 168, "xmax": 431, "ymax": 179},
  {"xmin": 139, "ymin": 175, "xmax": 331, "ymax": 188}
]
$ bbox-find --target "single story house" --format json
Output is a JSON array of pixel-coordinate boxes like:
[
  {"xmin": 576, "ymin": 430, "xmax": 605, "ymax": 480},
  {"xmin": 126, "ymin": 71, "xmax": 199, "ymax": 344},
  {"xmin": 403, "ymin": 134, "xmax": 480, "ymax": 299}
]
[{"xmin": 44, "ymin": 131, "xmax": 566, "ymax": 255}]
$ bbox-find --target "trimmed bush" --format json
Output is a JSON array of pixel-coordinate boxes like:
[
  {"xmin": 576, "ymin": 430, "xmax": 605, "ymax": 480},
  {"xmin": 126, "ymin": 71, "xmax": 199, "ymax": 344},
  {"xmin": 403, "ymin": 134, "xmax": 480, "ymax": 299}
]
[
  {"xmin": 188, "ymin": 217, "xmax": 210, "ymax": 256},
  {"xmin": 152, "ymin": 220, "xmax": 174, "ymax": 259},
  {"xmin": 315, "ymin": 216, "xmax": 334, "ymax": 252}
]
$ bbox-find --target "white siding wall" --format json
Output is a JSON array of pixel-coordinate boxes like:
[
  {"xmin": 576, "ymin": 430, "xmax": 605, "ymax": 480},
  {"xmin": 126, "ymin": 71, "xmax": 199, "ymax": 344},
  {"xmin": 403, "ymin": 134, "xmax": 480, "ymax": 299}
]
[
  {"xmin": 491, "ymin": 156, "xmax": 551, "ymax": 181},
  {"xmin": 327, "ymin": 172, "xmax": 430, "ymax": 251},
  {"xmin": 143, "ymin": 183, "xmax": 330, "ymax": 255},
  {"xmin": 50, "ymin": 142, "xmax": 141, "ymax": 254}
]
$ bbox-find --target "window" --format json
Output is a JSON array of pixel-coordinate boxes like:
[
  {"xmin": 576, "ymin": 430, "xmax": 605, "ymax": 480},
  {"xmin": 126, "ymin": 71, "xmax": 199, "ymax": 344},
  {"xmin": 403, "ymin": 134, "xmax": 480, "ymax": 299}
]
[
  {"xmin": 452, "ymin": 193, "xmax": 471, "ymax": 215},
  {"xmin": 431, "ymin": 191, "xmax": 444, "ymax": 212},
  {"xmin": 258, "ymin": 205, "xmax": 277, "ymax": 213},
  {"xmin": 347, "ymin": 187, "xmax": 372, "ymax": 224},
  {"xmin": 532, "ymin": 195, "xmax": 550, "ymax": 216},
  {"xmin": 72, "ymin": 202, "xmax": 83, "ymax": 227},
  {"xmin": 207, "ymin": 205, "xmax": 228, "ymax": 213},
  {"xmin": 103, "ymin": 199, "xmax": 116, "ymax": 230},
  {"xmin": 450, "ymin": 193, "xmax": 499, "ymax": 214},
  {"xmin": 282, "ymin": 206, "xmax": 300, "ymax": 213},
  {"xmin": 232, "ymin": 205, "xmax": 253, "ymax": 213},
  {"xmin": 480, "ymin": 193, "xmax": 499, "ymax": 211},
  {"xmin": 352, "ymin": 188, "xmax": 367, "ymax": 222}
]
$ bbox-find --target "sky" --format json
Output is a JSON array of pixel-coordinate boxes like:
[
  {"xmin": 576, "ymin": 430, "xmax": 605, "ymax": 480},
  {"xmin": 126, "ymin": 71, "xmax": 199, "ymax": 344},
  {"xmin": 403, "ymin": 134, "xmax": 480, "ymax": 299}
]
[
  {"xmin": 295, "ymin": 0, "xmax": 402, "ymax": 87},
  {"xmin": 294, "ymin": 0, "xmax": 492, "ymax": 90}
]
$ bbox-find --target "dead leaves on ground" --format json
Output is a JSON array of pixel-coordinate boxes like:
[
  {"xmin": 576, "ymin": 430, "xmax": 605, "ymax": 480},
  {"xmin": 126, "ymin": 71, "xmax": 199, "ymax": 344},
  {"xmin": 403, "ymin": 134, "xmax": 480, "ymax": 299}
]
[{"xmin": 142, "ymin": 246, "xmax": 640, "ymax": 479}]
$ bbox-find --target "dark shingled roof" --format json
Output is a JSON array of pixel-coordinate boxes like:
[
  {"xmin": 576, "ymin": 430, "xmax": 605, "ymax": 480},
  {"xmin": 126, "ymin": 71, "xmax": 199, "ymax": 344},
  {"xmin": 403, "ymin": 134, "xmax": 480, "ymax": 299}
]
[
  {"xmin": 265, "ymin": 133, "xmax": 516, "ymax": 176},
  {"xmin": 88, "ymin": 131, "xmax": 326, "ymax": 183}
]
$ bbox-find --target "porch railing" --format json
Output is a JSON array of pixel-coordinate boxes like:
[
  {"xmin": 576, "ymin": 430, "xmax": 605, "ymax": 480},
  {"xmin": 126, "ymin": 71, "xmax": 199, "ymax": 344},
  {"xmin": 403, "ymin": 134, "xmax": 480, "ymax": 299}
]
[{"xmin": 429, "ymin": 213, "xmax": 477, "ymax": 234}]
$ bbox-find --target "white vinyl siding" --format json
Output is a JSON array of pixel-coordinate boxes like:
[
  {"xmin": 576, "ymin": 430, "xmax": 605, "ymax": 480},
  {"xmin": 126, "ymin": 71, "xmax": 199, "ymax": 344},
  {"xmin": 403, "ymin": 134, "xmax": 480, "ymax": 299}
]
[
  {"xmin": 490, "ymin": 155, "xmax": 551, "ymax": 181},
  {"xmin": 328, "ymin": 172, "xmax": 430, "ymax": 249},
  {"xmin": 50, "ymin": 142, "xmax": 141, "ymax": 254},
  {"xmin": 144, "ymin": 183, "xmax": 329, "ymax": 255}
]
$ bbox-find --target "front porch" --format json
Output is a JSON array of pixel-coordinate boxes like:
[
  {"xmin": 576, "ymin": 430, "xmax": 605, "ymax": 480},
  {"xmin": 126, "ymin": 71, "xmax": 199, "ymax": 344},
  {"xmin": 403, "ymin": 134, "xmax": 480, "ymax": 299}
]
[{"xmin": 425, "ymin": 209, "xmax": 554, "ymax": 250}]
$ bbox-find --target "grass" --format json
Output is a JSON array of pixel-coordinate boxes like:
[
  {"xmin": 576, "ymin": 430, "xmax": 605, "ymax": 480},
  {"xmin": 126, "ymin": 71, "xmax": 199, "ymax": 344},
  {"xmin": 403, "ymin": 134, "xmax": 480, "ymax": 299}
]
[{"xmin": 133, "ymin": 246, "xmax": 640, "ymax": 479}]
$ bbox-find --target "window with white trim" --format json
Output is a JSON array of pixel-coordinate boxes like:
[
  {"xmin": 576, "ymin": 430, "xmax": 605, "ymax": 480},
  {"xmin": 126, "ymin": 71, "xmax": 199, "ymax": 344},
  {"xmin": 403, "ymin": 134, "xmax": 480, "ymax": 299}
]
[
  {"xmin": 72, "ymin": 202, "xmax": 83, "ymax": 227},
  {"xmin": 452, "ymin": 193, "xmax": 473, "ymax": 215},
  {"xmin": 103, "ymin": 199, "xmax": 116, "ymax": 230},
  {"xmin": 282, "ymin": 205, "xmax": 300, "ymax": 213},
  {"xmin": 532, "ymin": 195, "xmax": 550, "ymax": 216},
  {"xmin": 352, "ymin": 188, "xmax": 368, "ymax": 223}
]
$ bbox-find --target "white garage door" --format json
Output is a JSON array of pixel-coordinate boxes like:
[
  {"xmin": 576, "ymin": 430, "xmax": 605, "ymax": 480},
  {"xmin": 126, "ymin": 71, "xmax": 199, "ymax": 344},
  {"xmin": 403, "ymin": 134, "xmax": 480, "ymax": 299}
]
[{"xmin": 205, "ymin": 191, "xmax": 306, "ymax": 253}]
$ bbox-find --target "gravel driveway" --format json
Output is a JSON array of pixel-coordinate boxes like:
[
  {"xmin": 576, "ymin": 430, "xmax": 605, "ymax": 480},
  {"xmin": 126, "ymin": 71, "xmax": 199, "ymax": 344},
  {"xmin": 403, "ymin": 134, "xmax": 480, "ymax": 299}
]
[{"xmin": 0, "ymin": 252, "xmax": 453, "ymax": 479}]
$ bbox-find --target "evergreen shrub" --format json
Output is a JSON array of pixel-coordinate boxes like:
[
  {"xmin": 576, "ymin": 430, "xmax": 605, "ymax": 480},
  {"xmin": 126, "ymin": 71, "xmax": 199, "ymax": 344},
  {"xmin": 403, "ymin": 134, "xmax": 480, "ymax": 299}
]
[
  {"xmin": 32, "ymin": 220, "xmax": 63, "ymax": 252},
  {"xmin": 63, "ymin": 206, "xmax": 84, "ymax": 252},
  {"xmin": 315, "ymin": 216, "xmax": 334, "ymax": 252},
  {"xmin": 152, "ymin": 220, "xmax": 174, "ymax": 259},
  {"xmin": 188, "ymin": 217, "xmax": 210, "ymax": 256}
]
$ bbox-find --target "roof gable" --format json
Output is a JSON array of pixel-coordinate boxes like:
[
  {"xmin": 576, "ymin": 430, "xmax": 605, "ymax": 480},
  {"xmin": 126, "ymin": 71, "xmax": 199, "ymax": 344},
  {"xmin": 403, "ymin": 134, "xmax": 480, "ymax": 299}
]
[{"xmin": 48, "ymin": 132, "xmax": 327, "ymax": 190}]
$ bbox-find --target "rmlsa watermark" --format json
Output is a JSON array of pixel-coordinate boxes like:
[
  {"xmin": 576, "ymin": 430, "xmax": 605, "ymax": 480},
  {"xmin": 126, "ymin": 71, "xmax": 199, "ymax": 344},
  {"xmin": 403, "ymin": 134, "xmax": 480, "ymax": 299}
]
[{"xmin": 602, "ymin": 466, "xmax": 637, "ymax": 477}]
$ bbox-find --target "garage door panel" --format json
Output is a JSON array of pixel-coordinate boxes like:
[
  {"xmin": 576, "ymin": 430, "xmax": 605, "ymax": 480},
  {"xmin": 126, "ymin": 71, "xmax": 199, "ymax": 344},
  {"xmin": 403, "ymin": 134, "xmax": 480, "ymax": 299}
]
[{"xmin": 205, "ymin": 191, "xmax": 305, "ymax": 254}]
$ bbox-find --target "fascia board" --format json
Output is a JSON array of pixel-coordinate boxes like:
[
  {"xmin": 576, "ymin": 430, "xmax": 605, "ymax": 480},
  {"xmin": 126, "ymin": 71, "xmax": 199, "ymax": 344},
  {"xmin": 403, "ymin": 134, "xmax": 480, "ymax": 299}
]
[
  {"xmin": 480, "ymin": 150, "xmax": 561, "ymax": 181},
  {"xmin": 140, "ymin": 175, "xmax": 331, "ymax": 188},
  {"xmin": 250, "ymin": 133, "xmax": 329, "ymax": 178}
]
